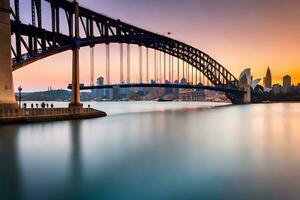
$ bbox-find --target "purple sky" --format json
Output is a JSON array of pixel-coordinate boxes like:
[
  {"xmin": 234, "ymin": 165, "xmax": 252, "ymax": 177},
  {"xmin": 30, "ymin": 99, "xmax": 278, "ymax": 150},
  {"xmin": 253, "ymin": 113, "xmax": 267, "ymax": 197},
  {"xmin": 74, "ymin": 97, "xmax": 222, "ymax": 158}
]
[{"xmin": 13, "ymin": 0, "xmax": 300, "ymax": 91}]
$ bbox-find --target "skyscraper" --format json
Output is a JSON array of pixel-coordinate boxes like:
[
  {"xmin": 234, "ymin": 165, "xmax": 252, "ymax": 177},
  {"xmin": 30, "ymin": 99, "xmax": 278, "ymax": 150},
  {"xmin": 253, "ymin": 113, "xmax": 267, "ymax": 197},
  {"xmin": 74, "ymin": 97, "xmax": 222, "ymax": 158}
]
[
  {"xmin": 96, "ymin": 77, "xmax": 104, "ymax": 86},
  {"xmin": 92, "ymin": 77, "xmax": 105, "ymax": 99},
  {"xmin": 264, "ymin": 67, "xmax": 272, "ymax": 88},
  {"xmin": 282, "ymin": 75, "xmax": 291, "ymax": 93}
]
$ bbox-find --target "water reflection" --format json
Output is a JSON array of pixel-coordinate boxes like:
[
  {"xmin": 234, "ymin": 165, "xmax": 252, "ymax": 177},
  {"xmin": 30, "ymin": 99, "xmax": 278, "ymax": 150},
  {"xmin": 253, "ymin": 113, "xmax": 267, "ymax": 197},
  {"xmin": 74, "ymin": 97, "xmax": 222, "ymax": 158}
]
[
  {"xmin": 0, "ymin": 126, "xmax": 21, "ymax": 200},
  {"xmin": 69, "ymin": 120, "xmax": 83, "ymax": 199},
  {"xmin": 1, "ymin": 103, "xmax": 300, "ymax": 199}
]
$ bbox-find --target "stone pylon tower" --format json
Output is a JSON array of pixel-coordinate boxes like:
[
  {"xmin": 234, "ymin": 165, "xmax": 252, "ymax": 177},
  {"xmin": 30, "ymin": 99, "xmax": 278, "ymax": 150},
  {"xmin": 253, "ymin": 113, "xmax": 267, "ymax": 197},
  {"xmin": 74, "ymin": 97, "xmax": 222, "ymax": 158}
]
[{"xmin": 0, "ymin": 0, "xmax": 17, "ymax": 109}]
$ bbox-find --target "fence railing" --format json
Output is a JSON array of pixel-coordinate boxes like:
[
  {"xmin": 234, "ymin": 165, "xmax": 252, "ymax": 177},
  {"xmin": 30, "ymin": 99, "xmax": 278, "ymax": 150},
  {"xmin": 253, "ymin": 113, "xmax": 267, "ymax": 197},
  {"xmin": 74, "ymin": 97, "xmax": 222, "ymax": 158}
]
[{"xmin": 0, "ymin": 107, "xmax": 95, "ymax": 118}]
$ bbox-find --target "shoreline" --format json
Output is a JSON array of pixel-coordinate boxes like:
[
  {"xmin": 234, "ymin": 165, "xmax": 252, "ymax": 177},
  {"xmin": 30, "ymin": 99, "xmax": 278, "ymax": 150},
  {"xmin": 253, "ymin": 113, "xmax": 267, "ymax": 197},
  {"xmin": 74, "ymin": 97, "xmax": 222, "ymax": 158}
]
[{"xmin": 0, "ymin": 108, "xmax": 107, "ymax": 124}]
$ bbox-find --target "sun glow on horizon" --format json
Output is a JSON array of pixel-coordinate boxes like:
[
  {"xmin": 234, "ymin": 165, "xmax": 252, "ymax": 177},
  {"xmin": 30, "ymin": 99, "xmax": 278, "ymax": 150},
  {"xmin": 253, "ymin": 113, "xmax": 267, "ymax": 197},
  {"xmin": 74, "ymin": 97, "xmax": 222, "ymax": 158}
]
[{"xmin": 12, "ymin": 0, "xmax": 300, "ymax": 91}]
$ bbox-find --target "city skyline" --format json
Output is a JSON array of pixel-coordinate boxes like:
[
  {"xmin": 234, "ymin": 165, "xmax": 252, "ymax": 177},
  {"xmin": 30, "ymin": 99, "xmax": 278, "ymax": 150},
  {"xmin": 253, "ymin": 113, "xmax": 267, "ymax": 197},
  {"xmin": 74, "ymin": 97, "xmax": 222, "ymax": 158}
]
[
  {"xmin": 12, "ymin": 0, "xmax": 300, "ymax": 91},
  {"xmin": 2, "ymin": 1, "xmax": 300, "ymax": 199}
]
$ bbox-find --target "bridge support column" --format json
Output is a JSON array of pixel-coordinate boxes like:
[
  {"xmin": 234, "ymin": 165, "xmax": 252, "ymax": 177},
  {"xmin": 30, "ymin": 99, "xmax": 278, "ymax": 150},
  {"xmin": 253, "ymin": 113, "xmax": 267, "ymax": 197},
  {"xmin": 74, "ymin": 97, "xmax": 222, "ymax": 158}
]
[
  {"xmin": 127, "ymin": 44, "xmax": 130, "ymax": 83},
  {"xmin": 159, "ymin": 52, "xmax": 162, "ymax": 83},
  {"xmin": 163, "ymin": 52, "xmax": 166, "ymax": 83},
  {"xmin": 183, "ymin": 61, "xmax": 185, "ymax": 80},
  {"xmin": 241, "ymin": 86, "xmax": 251, "ymax": 103},
  {"xmin": 70, "ymin": 47, "xmax": 82, "ymax": 107},
  {"xmin": 90, "ymin": 46, "xmax": 95, "ymax": 86},
  {"xmin": 69, "ymin": 0, "xmax": 82, "ymax": 108},
  {"xmin": 154, "ymin": 49, "xmax": 157, "ymax": 83},
  {"xmin": 139, "ymin": 45, "xmax": 142, "ymax": 83},
  {"xmin": 191, "ymin": 66, "xmax": 194, "ymax": 85},
  {"xmin": 106, "ymin": 44, "xmax": 110, "ymax": 84},
  {"xmin": 0, "ymin": 0, "xmax": 18, "ymax": 109},
  {"xmin": 171, "ymin": 56, "xmax": 173, "ymax": 83},
  {"xmin": 169, "ymin": 54, "xmax": 171, "ymax": 83},
  {"xmin": 120, "ymin": 43, "xmax": 123, "ymax": 84},
  {"xmin": 177, "ymin": 57, "xmax": 179, "ymax": 83},
  {"xmin": 146, "ymin": 48, "xmax": 149, "ymax": 83}
]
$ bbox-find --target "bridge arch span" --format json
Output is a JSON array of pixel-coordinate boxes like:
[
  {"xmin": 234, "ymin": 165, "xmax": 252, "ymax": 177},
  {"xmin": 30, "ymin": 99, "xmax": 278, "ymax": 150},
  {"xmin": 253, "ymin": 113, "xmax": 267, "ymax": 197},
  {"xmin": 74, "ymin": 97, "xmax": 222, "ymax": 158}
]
[
  {"xmin": 9, "ymin": 0, "xmax": 247, "ymax": 104},
  {"xmin": 12, "ymin": 33, "xmax": 238, "ymax": 88},
  {"xmin": 11, "ymin": 0, "xmax": 238, "ymax": 88},
  {"xmin": 80, "ymin": 35, "xmax": 238, "ymax": 87}
]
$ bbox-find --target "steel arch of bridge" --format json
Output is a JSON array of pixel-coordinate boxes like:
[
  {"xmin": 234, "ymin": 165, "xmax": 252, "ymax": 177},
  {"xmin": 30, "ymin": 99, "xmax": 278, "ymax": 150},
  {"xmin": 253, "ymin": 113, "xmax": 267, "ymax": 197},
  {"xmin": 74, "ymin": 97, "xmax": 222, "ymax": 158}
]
[{"xmin": 10, "ymin": 0, "xmax": 239, "ymax": 89}]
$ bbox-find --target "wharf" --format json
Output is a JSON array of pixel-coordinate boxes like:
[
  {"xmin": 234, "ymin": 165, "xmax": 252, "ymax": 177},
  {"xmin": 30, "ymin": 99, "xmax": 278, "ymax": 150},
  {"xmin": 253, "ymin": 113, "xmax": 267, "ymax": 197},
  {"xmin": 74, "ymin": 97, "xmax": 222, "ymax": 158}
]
[{"xmin": 0, "ymin": 107, "xmax": 107, "ymax": 124}]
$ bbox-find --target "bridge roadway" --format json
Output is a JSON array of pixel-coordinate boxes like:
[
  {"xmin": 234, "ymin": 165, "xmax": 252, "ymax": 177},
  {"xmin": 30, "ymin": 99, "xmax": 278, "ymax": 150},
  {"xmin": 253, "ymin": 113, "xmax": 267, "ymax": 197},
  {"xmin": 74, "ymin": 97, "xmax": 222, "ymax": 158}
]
[{"xmin": 74, "ymin": 83, "xmax": 245, "ymax": 94}]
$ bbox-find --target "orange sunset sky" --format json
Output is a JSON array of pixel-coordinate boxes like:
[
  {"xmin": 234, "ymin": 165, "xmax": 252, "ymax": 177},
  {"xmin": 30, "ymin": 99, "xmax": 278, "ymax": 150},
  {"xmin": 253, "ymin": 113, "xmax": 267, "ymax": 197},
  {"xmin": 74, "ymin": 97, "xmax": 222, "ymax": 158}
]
[{"xmin": 12, "ymin": 0, "xmax": 300, "ymax": 91}]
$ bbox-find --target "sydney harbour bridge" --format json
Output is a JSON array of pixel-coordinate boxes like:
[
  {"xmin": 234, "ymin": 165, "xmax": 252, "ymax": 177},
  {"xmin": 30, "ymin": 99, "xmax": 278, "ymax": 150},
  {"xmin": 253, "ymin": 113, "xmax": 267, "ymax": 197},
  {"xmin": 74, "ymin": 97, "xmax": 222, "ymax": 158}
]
[{"xmin": 0, "ymin": 0, "xmax": 255, "ymax": 121}]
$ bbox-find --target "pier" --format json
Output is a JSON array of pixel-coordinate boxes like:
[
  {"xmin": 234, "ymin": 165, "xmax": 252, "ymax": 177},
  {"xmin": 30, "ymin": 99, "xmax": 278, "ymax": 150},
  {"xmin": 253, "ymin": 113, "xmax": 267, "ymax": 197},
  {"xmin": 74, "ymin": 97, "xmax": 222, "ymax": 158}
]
[{"xmin": 0, "ymin": 107, "xmax": 106, "ymax": 124}]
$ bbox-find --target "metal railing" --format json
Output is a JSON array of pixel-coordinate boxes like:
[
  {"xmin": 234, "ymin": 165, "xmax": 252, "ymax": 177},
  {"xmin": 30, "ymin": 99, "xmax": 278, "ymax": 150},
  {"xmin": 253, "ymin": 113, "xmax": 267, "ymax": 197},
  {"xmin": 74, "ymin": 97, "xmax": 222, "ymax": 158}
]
[{"xmin": 0, "ymin": 107, "xmax": 95, "ymax": 119}]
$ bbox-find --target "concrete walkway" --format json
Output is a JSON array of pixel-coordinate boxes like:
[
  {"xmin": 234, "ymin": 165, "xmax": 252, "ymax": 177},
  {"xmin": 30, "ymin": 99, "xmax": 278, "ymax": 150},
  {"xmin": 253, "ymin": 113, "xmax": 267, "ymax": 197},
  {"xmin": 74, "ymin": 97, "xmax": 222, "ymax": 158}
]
[{"xmin": 0, "ymin": 107, "xmax": 107, "ymax": 124}]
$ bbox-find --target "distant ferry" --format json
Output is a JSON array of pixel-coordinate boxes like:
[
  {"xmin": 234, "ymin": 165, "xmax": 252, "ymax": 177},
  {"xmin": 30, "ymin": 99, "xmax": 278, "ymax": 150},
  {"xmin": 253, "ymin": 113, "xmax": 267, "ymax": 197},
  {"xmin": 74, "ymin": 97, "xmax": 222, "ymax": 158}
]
[
  {"xmin": 67, "ymin": 84, "xmax": 85, "ymax": 89},
  {"xmin": 157, "ymin": 98, "xmax": 173, "ymax": 102}
]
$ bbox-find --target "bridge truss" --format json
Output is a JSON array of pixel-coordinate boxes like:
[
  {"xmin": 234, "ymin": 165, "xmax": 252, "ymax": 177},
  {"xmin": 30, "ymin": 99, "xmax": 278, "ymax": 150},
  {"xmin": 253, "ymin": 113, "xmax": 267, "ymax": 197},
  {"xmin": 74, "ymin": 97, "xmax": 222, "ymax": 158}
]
[{"xmin": 9, "ymin": 0, "xmax": 244, "ymax": 103}]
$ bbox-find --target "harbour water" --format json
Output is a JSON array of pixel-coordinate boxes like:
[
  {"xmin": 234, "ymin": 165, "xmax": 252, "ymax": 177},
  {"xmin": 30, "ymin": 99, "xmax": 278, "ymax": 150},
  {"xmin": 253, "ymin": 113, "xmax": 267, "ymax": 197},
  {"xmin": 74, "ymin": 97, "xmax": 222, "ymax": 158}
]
[{"xmin": 1, "ymin": 102, "xmax": 300, "ymax": 199}]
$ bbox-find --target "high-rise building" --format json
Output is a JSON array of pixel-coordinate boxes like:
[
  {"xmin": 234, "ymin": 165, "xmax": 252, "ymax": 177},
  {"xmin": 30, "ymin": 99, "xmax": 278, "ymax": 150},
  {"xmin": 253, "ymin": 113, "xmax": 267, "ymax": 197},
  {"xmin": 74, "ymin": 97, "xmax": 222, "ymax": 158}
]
[
  {"xmin": 272, "ymin": 84, "xmax": 282, "ymax": 95},
  {"xmin": 282, "ymin": 75, "xmax": 291, "ymax": 93},
  {"xmin": 96, "ymin": 77, "xmax": 104, "ymax": 86},
  {"xmin": 112, "ymin": 86, "xmax": 120, "ymax": 100},
  {"xmin": 92, "ymin": 76, "xmax": 105, "ymax": 99},
  {"xmin": 264, "ymin": 67, "xmax": 272, "ymax": 88}
]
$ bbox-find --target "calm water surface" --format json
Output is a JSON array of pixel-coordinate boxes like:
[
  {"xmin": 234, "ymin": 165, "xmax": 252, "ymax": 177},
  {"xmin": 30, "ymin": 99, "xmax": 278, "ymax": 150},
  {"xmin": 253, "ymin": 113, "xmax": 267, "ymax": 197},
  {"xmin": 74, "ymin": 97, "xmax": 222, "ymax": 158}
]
[{"xmin": 1, "ymin": 102, "xmax": 300, "ymax": 200}]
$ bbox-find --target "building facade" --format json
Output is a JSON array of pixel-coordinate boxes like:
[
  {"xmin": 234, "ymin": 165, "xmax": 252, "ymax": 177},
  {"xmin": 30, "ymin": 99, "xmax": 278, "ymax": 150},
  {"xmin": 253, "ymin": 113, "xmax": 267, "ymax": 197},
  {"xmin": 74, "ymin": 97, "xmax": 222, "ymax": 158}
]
[
  {"xmin": 282, "ymin": 75, "xmax": 292, "ymax": 93},
  {"xmin": 92, "ymin": 77, "xmax": 105, "ymax": 99},
  {"xmin": 272, "ymin": 84, "xmax": 282, "ymax": 95},
  {"xmin": 264, "ymin": 67, "xmax": 272, "ymax": 89}
]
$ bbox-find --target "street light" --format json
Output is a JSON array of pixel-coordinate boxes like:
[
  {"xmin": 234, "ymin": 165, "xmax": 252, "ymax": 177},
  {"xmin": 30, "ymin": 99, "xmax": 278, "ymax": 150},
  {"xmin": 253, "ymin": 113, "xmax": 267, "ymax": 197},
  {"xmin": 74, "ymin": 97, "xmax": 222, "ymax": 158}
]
[{"xmin": 18, "ymin": 85, "xmax": 22, "ymax": 108}]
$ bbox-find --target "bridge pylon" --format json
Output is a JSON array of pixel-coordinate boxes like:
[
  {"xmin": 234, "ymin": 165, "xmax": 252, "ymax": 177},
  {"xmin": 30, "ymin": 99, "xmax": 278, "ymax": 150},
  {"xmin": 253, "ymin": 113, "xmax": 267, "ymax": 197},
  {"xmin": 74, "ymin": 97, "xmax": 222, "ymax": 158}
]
[
  {"xmin": 69, "ymin": 0, "xmax": 82, "ymax": 108},
  {"xmin": 0, "ymin": 0, "xmax": 18, "ymax": 109}
]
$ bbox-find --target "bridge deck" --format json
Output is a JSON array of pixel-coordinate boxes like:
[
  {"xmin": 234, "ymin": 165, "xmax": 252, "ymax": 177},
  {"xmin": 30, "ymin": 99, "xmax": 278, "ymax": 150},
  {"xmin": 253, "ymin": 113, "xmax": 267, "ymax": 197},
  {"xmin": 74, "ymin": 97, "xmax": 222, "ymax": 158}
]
[{"xmin": 75, "ymin": 83, "xmax": 244, "ymax": 94}]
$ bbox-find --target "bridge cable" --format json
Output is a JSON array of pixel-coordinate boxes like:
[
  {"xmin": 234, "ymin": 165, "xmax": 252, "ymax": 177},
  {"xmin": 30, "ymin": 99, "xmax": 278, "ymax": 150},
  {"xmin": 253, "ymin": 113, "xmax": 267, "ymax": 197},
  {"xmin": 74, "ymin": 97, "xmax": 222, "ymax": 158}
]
[
  {"xmin": 196, "ymin": 68, "xmax": 198, "ymax": 85},
  {"xmin": 146, "ymin": 48, "xmax": 149, "ymax": 83},
  {"xmin": 192, "ymin": 66, "xmax": 194, "ymax": 85},
  {"xmin": 159, "ymin": 51, "xmax": 162, "ymax": 83},
  {"xmin": 200, "ymin": 72, "xmax": 202, "ymax": 85},
  {"xmin": 120, "ymin": 43, "xmax": 124, "ymax": 84},
  {"xmin": 154, "ymin": 49, "xmax": 157, "ymax": 83},
  {"xmin": 90, "ymin": 47, "xmax": 94, "ymax": 86},
  {"xmin": 106, "ymin": 44, "xmax": 110, "ymax": 84},
  {"xmin": 171, "ymin": 55, "xmax": 174, "ymax": 83},
  {"xmin": 127, "ymin": 44, "xmax": 130, "ymax": 83},
  {"xmin": 186, "ymin": 63, "xmax": 188, "ymax": 83},
  {"xmin": 139, "ymin": 45, "xmax": 142, "ymax": 83},
  {"xmin": 169, "ymin": 54, "xmax": 171, "ymax": 83},
  {"xmin": 183, "ymin": 61, "xmax": 185, "ymax": 80},
  {"xmin": 163, "ymin": 52, "xmax": 166, "ymax": 83},
  {"xmin": 207, "ymin": 75, "xmax": 209, "ymax": 86},
  {"xmin": 177, "ymin": 57, "xmax": 180, "ymax": 83},
  {"xmin": 31, "ymin": 0, "xmax": 36, "ymax": 26},
  {"xmin": 186, "ymin": 63, "xmax": 189, "ymax": 83}
]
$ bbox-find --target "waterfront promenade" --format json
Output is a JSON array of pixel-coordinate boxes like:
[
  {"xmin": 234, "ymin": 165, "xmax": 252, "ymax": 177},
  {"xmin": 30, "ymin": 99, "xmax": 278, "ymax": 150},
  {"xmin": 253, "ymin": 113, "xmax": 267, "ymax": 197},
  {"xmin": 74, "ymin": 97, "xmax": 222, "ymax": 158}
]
[{"xmin": 0, "ymin": 107, "xmax": 106, "ymax": 124}]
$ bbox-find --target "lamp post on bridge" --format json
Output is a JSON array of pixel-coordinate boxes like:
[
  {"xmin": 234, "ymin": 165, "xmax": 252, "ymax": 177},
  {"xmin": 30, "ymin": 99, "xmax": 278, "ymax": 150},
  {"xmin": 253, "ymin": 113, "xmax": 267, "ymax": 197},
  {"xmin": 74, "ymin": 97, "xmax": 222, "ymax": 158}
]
[{"xmin": 18, "ymin": 85, "xmax": 22, "ymax": 108}]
